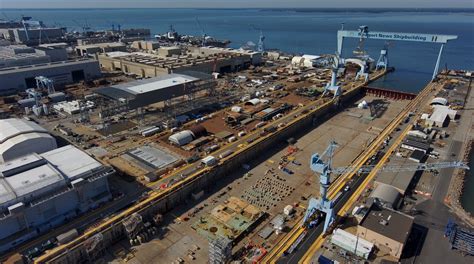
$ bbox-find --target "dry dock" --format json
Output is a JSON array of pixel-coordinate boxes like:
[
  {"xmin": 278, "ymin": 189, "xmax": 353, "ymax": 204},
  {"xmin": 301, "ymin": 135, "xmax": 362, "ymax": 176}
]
[{"xmin": 32, "ymin": 70, "xmax": 388, "ymax": 263}]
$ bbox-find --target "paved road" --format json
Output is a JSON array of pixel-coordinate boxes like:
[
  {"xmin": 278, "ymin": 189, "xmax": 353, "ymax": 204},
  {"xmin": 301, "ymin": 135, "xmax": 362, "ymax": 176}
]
[
  {"xmin": 277, "ymin": 170, "xmax": 366, "ymax": 264},
  {"xmin": 276, "ymin": 122, "xmax": 407, "ymax": 264},
  {"xmin": 402, "ymin": 139, "xmax": 473, "ymax": 264},
  {"xmin": 403, "ymin": 83, "xmax": 474, "ymax": 264}
]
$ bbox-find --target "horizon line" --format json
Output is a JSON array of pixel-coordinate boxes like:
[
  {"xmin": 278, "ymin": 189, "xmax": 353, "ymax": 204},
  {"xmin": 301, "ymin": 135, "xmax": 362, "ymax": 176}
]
[{"xmin": 1, "ymin": 7, "xmax": 473, "ymax": 10}]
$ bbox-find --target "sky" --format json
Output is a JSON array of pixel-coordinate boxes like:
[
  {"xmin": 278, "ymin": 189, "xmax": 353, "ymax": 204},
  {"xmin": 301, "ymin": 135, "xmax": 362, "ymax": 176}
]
[{"xmin": 0, "ymin": 0, "xmax": 473, "ymax": 9}]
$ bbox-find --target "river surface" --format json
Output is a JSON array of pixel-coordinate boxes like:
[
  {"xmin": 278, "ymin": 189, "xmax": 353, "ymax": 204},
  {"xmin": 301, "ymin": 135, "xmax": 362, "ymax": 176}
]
[{"xmin": 2, "ymin": 8, "xmax": 473, "ymax": 92}]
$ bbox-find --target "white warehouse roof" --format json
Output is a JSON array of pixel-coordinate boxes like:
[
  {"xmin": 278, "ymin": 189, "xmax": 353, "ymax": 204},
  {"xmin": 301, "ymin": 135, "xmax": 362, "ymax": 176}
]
[
  {"xmin": 426, "ymin": 105, "xmax": 457, "ymax": 127},
  {"xmin": 430, "ymin": 97, "xmax": 448, "ymax": 106},
  {"xmin": 0, "ymin": 145, "xmax": 106, "ymax": 210},
  {"xmin": 331, "ymin": 228, "xmax": 373, "ymax": 260},
  {"xmin": 168, "ymin": 130, "xmax": 194, "ymax": 146},
  {"xmin": 0, "ymin": 118, "xmax": 57, "ymax": 163},
  {"xmin": 42, "ymin": 145, "xmax": 105, "ymax": 180},
  {"xmin": 114, "ymin": 73, "xmax": 199, "ymax": 95},
  {"xmin": 0, "ymin": 118, "xmax": 49, "ymax": 144},
  {"xmin": 369, "ymin": 183, "xmax": 401, "ymax": 209}
]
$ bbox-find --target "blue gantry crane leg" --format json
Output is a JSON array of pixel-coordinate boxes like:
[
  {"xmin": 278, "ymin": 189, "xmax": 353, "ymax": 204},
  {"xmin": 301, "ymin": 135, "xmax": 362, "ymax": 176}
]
[{"xmin": 302, "ymin": 140, "xmax": 469, "ymax": 233}]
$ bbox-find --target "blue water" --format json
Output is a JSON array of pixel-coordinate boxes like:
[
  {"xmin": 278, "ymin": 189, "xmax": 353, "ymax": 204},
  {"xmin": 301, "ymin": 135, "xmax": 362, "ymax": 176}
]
[{"xmin": 1, "ymin": 8, "xmax": 473, "ymax": 92}]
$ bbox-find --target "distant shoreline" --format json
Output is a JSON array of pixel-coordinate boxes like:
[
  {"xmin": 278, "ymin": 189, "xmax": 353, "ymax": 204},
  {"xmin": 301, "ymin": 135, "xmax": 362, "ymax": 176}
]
[{"xmin": 0, "ymin": 8, "xmax": 473, "ymax": 13}]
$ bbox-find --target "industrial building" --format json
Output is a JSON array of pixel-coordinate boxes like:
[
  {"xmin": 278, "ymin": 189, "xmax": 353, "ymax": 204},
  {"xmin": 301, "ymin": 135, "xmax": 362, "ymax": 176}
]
[
  {"xmin": 75, "ymin": 42, "xmax": 127, "ymax": 57},
  {"xmin": 424, "ymin": 105, "xmax": 457, "ymax": 127},
  {"xmin": 0, "ymin": 27, "xmax": 64, "ymax": 44},
  {"xmin": 357, "ymin": 204, "xmax": 414, "ymax": 260},
  {"xmin": 430, "ymin": 97, "xmax": 448, "ymax": 106},
  {"xmin": 188, "ymin": 46, "xmax": 262, "ymax": 65},
  {"xmin": 0, "ymin": 45, "xmax": 68, "ymax": 69},
  {"xmin": 330, "ymin": 228, "xmax": 374, "ymax": 260},
  {"xmin": 401, "ymin": 139, "xmax": 430, "ymax": 154},
  {"xmin": 169, "ymin": 130, "xmax": 195, "ymax": 146},
  {"xmin": 375, "ymin": 158, "xmax": 419, "ymax": 195},
  {"xmin": 0, "ymin": 118, "xmax": 57, "ymax": 162},
  {"xmin": 97, "ymin": 48, "xmax": 253, "ymax": 78},
  {"xmin": 0, "ymin": 45, "xmax": 50, "ymax": 68},
  {"xmin": 0, "ymin": 145, "xmax": 114, "ymax": 253},
  {"xmin": 35, "ymin": 43, "xmax": 68, "ymax": 62},
  {"xmin": 0, "ymin": 58, "xmax": 101, "ymax": 95},
  {"xmin": 95, "ymin": 72, "xmax": 215, "ymax": 109},
  {"xmin": 367, "ymin": 183, "xmax": 401, "ymax": 209},
  {"xmin": 131, "ymin": 40, "xmax": 160, "ymax": 51},
  {"xmin": 291, "ymin": 54, "xmax": 322, "ymax": 68},
  {"xmin": 156, "ymin": 46, "xmax": 182, "ymax": 57}
]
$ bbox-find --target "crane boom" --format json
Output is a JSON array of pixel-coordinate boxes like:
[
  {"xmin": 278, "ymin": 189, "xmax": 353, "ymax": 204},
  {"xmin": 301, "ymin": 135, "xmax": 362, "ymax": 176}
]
[
  {"xmin": 306, "ymin": 140, "xmax": 470, "ymax": 233},
  {"xmin": 331, "ymin": 161, "xmax": 469, "ymax": 175},
  {"xmin": 195, "ymin": 17, "xmax": 206, "ymax": 46}
]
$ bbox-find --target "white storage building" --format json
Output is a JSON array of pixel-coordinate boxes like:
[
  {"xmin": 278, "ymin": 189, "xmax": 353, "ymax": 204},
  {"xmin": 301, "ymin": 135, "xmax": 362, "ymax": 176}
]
[
  {"xmin": 425, "ymin": 105, "xmax": 457, "ymax": 128},
  {"xmin": 430, "ymin": 97, "xmax": 448, "ymax": 106},
  {"xmin": 168, "ymin": 130, "xmax": 194, "ymax": 146},
  {"xmin": 0, "ymin": 145, "xmax": 114, "ymax": 253},
  {"xmin": 331, "ymin": 228, "xmax": 374, "ymax": 260},
  {"xmin": 0, "ymin": 118, "xmax": 57, "ymax": 162}
]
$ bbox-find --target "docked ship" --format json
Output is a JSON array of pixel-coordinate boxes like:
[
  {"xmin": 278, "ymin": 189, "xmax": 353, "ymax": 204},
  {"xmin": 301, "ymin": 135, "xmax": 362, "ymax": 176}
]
[{"xmin": 155, "ymin": 25, "xmax": 230, "ymax": 48}]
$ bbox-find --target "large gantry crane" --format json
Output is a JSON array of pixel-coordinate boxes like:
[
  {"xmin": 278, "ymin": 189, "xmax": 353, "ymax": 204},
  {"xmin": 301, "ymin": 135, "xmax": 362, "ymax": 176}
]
[
  {"xmin": 305, "ymin": 141, "xmax": 470, "ymax": 233},
  {"xmin": 337, "ymin": 26, "xmax": 458, "ymax": 80}
]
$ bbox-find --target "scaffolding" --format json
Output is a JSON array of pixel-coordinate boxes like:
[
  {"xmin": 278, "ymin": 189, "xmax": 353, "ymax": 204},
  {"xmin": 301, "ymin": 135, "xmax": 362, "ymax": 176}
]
[
  {"xmin": 122, "ymin": 213, "xmax": 144, "ymax": 239},
  {"xmin": 84, "ymin": 233, "xmax": 105, "ymax": 261},
  {"xmin": 35, "ymin": 76, "xmax": 55, "ymax": 94},
  {"xmin": 209, "ymin": 236, "xmax": 232, "ymax": 264}
]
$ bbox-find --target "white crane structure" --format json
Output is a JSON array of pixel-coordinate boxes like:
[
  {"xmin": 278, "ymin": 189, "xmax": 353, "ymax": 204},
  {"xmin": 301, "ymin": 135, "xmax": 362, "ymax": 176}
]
[
  {"xmin": 322, "ymin": 54, "xmax": 343, "ymax": 99},
  {"xmin": 195, "ymin": 17, "xmax": 207, "ymax": 47},
  {"xmin": 35, "ymin": 76, "xmax": 55, "ymax": 94},
  {"xmin": 345, "ymin": 58, "xmax": 369, "ymax": 82},
  {"xmin": 251, "ymin": 25, "xmax": 265, "ymax": 52},
  {"xmin": 337, "ymin": 26, "xmax": 458, "ymax": 80},
  {"xmin": 376, "ymin": 42, "xmax": 391, "ymax": 71},
  {"xmin": 305, "ymin": 141, "xmax": 469, "ymax": 233}
]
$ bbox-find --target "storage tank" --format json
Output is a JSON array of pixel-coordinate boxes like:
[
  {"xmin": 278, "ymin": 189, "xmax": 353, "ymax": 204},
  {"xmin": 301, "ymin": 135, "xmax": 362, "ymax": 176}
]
[{"xmin": 219, "ymin": 150, "xmax": 234, "ymax": 159}]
